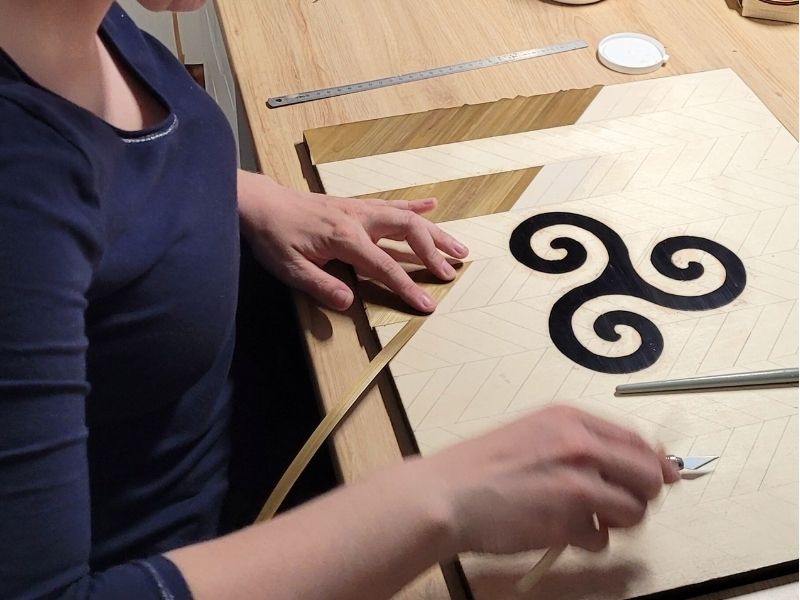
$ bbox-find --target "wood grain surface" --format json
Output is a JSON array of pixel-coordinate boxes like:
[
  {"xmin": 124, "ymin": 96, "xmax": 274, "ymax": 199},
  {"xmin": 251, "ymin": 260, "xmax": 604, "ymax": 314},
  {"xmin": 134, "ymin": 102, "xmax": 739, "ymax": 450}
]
[
  {"xmin": 304, "ymin": 87, "xmax": 601, "ymax": 164},
  {"xmin": 213, "ymin": 1, "xmax": 797, "ymax": 597},
  {"xmin": 356, "ymin": 168, "xmax": 542, "ymax": 225},
  {"xmin": 217, "ymin": 0, "xmax": 797, "ymax": 191}
]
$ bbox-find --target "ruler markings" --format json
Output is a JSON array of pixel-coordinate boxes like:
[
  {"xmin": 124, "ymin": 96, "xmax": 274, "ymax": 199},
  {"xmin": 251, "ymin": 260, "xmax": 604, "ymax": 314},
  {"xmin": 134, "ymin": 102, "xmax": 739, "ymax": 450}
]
[{"xmin": 267, "ymin": 40, "xmax": 588, "ymax": 108}]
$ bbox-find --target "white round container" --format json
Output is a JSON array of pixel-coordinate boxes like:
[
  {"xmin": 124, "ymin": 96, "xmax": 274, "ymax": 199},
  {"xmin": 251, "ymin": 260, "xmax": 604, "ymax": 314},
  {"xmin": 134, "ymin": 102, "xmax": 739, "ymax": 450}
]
[{"xmin": 597, "ymin": 32, "xmax": 669, "ymax": 75}]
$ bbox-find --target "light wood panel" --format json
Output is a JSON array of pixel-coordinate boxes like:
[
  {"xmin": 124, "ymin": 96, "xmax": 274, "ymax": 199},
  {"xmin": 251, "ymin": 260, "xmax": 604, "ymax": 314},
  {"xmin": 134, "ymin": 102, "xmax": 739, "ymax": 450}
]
[
  {"xmin": 314, "ymin": 70, "xmax": 783, "ymax": 198},
  {"xmin": 304, "ymin": 87, "xmax": 601, "ymax": 164},
  {"xmin": 308, "ymin": 70, "xmax": 799, "ymax": 598},
  {"xmin": 741, "ymin": 0, "xmax": 799, "ymax": 23},
  {"xmin": 356, "ymin": 167, "xmax": 541, "ymax": 224}
]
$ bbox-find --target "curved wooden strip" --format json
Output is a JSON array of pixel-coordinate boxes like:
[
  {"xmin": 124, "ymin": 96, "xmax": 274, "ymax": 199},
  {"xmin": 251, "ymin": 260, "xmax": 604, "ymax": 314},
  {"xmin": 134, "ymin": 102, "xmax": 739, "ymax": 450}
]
[{"xmin": 257, "ymin": 316, "xmax": 425, "ymax": 522}]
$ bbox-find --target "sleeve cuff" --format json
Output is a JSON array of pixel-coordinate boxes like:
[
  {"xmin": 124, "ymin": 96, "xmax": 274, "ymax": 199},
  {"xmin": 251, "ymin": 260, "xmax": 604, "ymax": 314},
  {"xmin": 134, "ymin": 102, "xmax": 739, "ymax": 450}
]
[{"xmin": 138, "ymin": 555, "xmax": 193, "ymax": 600}]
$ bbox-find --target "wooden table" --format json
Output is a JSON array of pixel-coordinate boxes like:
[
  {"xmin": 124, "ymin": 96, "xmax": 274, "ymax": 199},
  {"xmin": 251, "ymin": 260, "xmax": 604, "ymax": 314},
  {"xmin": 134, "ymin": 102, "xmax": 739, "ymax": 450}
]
[{"xmin": 214, "ymin": 0, "xmax": 797, "ymax": 597}]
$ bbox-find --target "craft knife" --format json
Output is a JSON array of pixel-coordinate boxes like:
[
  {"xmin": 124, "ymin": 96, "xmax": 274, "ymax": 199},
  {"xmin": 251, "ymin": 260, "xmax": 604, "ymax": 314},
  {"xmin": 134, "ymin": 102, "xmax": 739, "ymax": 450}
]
[
  {"xmin": 666, "ymin": 455, "xmax": 719, "ymax": 470},
  {"xmin": 267, "ymin": 40, "xmax": 588, "ymax": 107},
  {"xmin": 517, "ymin": 453, "xmax": 719, "ymax": 593}
]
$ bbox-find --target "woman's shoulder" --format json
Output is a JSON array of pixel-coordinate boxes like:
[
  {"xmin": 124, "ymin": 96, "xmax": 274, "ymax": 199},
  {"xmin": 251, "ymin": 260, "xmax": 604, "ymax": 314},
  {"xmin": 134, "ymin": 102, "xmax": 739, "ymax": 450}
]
[
  {"xmin": 0, "ymin": 92, "xmax": 110, "ymax": 257},
  {"xmin": 0, "ymin": 85, "xmax": 88, "ymax": 155},
  {"xmin": 0, "ymin": 52, "xmax": 131, "ymax": 211},
  {"xmin": 0, "ymin": 88, "xmax": 102, "ymax": 187}
]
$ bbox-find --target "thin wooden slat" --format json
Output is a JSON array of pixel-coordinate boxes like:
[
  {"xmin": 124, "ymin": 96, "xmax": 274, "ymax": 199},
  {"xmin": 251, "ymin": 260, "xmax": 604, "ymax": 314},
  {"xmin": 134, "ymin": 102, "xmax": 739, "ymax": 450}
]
[
  {"xmin": 257, "ymin": 316, "xmax": 425, "ymax": 522},
  {"xmin": 356, "ymin": 167, "xmax": 541, "ymax": 224},
  {"xmin": 304, "ymin": 86, "xmax": 603, "ymax": 165},
  {"xmin": 360, "ymin": 263, "xmax": 472, "ymax": 329},
  {"xmin": 354, "ymin": 167, "xmax": 541, "ymax": 329},
  {"xmin": 355, "ymin": 168, "xmax": 541, "ymax": 328},
  {"xmin": 516, "ymin": 546, "xmax": 565, "ymax": 594}
]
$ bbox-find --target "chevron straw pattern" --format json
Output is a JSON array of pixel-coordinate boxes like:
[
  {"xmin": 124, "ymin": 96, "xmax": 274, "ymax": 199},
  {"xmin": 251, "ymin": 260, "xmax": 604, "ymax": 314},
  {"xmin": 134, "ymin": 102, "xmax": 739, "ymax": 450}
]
[
  {"xmin": 309, "ymin": 69, "xmax": 798, "ymax": 599},
  {"xmin": 316, "ymin": 70, "xmax": 788, "ymax": 199}
]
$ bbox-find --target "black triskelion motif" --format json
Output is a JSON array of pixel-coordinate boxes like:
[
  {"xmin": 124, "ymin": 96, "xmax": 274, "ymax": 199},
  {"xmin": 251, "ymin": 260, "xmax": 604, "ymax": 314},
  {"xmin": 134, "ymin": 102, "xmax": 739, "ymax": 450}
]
[{"xmin": 509, "ymin": 212, "xmax": 747, "ymax": 374}]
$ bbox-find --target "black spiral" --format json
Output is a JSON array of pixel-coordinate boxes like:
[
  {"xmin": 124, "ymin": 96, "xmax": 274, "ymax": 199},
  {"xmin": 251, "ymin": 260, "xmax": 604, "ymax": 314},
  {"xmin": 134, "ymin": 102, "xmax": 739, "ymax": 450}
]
[{"xmin": 509, "ymin": 212, "xmax": 746, "ymax": 374}]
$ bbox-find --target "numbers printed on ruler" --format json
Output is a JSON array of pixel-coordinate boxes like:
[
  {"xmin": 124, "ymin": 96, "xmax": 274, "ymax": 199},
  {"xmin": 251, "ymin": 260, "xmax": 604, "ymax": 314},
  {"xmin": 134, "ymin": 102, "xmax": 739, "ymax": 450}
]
[{"xmin": 267, "ymin": 40, "xmax": 588, "ymax": 108}]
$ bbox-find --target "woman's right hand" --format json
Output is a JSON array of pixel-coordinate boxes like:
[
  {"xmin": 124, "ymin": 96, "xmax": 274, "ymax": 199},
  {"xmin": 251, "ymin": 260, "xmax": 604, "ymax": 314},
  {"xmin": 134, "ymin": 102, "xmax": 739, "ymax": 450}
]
[
  {"xmin": 417, "ymin": 405, "xmax": 680, "ymax": 556},
  {"xmin": 166, "ymin": 404, "xmax": 680, "ymax": 600}
]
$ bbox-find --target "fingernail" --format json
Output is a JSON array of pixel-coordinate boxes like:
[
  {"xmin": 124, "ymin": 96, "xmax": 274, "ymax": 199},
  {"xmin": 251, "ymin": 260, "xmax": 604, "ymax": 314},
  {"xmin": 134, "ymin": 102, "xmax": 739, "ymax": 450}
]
[
  {"xmin": 453, "ymin": 241, "xmax": 468, "ymax": 256},
  {"xmin": 442, "ymin": 260, "xmax": 456, "ymax": 279},
  {"xmin": 418, "ymin": 292, "xmax": 435, "ymax": 311},
  {"xmin": 333, "ymin": 289, "xmax": 351, "ymax": 308}
]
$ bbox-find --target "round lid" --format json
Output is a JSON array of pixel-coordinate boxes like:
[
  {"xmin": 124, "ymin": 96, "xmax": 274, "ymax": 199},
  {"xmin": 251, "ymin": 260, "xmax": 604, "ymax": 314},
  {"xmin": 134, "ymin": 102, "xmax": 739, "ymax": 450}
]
[{"xmin": 597, "ymin": 33, "xmax": 669, "ymax": 75}]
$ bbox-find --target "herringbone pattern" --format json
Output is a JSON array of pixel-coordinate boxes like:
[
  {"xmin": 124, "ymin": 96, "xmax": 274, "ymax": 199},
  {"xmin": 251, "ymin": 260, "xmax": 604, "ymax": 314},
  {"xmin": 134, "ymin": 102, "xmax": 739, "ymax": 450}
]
[
  {"xmin": 309, "ymin": 69, "xmax": 798, "ymax": 599},
  {"xmin": 376, "ymin": 183, "xmax": 798, "ymax": 442},
  {"xmin": 316, "ymin": 70, "xmax": 785, "ymax": 199}
]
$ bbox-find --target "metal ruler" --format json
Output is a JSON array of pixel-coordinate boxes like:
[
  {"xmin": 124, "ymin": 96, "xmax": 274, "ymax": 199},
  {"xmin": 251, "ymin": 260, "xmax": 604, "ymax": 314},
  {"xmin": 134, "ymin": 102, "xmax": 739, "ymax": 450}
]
[{"xmin": 267, "ymin": 39, "xmax": 588, "ymax": 108}]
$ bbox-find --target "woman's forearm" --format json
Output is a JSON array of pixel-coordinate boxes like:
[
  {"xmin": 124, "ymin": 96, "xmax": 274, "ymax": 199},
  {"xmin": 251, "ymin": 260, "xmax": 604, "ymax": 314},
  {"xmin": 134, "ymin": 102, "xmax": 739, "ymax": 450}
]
[
  {"xmin": 168, "ymin": 403, "xmax": 678, "ymax": 599},
  {"xmin": 236, "ymin": 168, "xmax": 279, "ymax": 240},
  {"xmin": 167, "ymin": 457, "xmax": 457, "ymax": 600}
]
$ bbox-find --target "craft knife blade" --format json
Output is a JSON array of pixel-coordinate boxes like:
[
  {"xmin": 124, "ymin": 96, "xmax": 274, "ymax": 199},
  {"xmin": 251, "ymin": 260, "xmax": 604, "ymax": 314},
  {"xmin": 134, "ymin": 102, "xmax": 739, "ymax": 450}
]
[{"xmin": 666, "ymin": 455, "xmax": 719, "ymax": 470}]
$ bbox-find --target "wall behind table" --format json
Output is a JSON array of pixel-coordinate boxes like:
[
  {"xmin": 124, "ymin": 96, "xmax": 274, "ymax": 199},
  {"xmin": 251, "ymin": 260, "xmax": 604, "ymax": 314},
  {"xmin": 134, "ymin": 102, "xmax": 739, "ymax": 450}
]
[{"xmin": 117, "ymin": 1, "xmax": 257, "ymax": 170}]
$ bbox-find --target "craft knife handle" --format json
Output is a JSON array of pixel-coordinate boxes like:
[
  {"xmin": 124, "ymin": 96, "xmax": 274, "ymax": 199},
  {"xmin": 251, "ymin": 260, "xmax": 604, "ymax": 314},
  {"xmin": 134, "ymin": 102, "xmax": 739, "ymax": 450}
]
[{"xmin": 665, "ymin": 454, "xmax": 684, "ymax": 470}]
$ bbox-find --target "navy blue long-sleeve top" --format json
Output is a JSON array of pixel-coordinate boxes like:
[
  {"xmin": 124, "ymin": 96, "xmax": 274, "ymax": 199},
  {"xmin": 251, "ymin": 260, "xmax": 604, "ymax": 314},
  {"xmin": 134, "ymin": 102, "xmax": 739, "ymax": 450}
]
[{"xmin": 0, "ymin": 5, "xmax": 240, "ymax": 598}]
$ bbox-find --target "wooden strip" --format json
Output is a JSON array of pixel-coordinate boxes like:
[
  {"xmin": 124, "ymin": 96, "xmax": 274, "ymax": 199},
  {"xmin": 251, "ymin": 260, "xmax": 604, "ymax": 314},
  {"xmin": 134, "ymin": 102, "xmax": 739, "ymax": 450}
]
[
  {"xmin": 356, "ymin": 167, "xmax": 541, "ymax": 224},
  {"xmin": 361, "ymin": 263, "xmax": 472, "ymax": 328},
  {"xmin": 171, "ymin": 13, "xmax": 185, "ymax": 64},
  {"xmin": 257, "ymin": 316, "xmax": 425, "ymax": 521},
  {"xmin": 294, "ymin": 269, "xmax": 459, "ymax": 598},
  {"xmin": 304, "ymin": 86, "xmax": 603, "ymax": 165},
  {"xmin": 355, "ymin": 168, "xmax": 539, "ymax": 328},
  {"xmin": 356, "ymin": 168, "xmax": 539, "ymax": 328},
  {"xmin": 516, "ymin": 546, "xmax": 565, "ymax": 594}
]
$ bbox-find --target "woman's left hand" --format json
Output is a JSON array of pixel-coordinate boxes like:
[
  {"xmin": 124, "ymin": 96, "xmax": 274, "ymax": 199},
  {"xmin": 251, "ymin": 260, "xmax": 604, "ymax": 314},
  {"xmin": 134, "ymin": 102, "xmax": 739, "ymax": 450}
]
[{"xmin": 237, "ymin": 171, "xmax": 469, "ymax": 313}]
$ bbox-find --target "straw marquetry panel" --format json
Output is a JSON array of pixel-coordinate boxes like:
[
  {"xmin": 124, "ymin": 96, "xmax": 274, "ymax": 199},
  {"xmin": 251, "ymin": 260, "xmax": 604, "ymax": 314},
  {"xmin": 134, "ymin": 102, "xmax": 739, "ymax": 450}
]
[
  {"xmin": 306, "ymin": 69, "xmax": 799, "ymax": 600},
  {"xmin": 304, "ymin": 87, "xmax": 602, "ymax": 165},
  {"xmin": 356, "ymin": 167, "xmax": 541, "ymax": 224},
  {"xmin": 359, "ymin": 263, "xmax": 472, "ymax": 328}
]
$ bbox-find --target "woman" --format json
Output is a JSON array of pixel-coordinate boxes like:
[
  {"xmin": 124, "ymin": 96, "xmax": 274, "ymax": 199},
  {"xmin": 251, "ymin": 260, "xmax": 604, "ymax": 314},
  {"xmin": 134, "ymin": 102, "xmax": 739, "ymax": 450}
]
[{"xmin": 0, "ymin": 1, "xmax": 678, "ymax": 598}]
